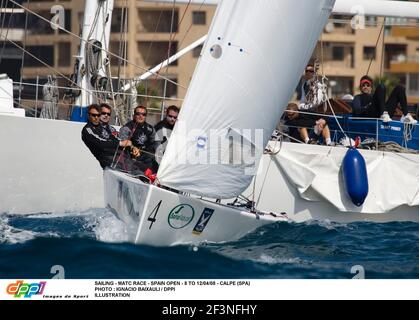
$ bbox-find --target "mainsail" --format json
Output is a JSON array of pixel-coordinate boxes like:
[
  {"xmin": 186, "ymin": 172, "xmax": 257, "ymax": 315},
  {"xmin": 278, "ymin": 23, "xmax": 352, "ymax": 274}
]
[{"xmin": 157, "ymin": 0, "xmax": 336, "ymax": 199}]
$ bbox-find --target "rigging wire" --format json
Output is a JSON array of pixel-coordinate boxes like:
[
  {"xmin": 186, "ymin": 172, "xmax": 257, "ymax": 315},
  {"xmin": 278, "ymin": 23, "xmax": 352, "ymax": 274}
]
[
  {"xmin": 143, "ymin": 7, "xmax": 166, "ymax": 110},
  {"xmin": 122, "ymin": 1, "xmax": 128, "ymax": 89},
  {"xmin": 0, "ymin": 0, "xmax": 7, "ymax": 32},
  {"xmin": 255, "ymin": 139, "xmax": 281, "ymax": 208},
  {"xmin": 158, "ymin": 0, "xmax": 192, "ymax": 73},
  {"xmin": 0, "ymin": 35, "xmax": 92, "ymax": 96},
  {"xmin": 11, "ymin": 80, "xmax": 184, "ymax": 102},
  {"xmin": 7, "ymin": 0, "xmax": 186, "ymax": 89},
  {"xmin": 379, "ymin": 18, "xmax": 387, "ymax": 82},
  {"xmin": 102, "ymin": 2, "xmax": 118, "ymax": 114},
  {"xmin": 366, "ymin": 22, "xmax": 385, "ymax": 76},
  {"xmin": 318, "ymin": 37, "xmax": 351, "ymax": 142},
  {"xmin": 18, "ymin": 0, "xmax": 28, "ymax": 106},
  {"xmin": 178, "ymin": 0, "xmax": 207, "ymax": 49},
  {"xmin": 160, "ymin": 0, "xmax": 180, "ymax": 120},
  {"xmin": 115, "ymin": 1, "xmax": 129, "ymax": 125},
  {"xmin": 0, "ymin": 0, "xmax": 14, "ymax": 65},
  {"xmin": 152, "ymin": 0, "xmax": 192, "ymax": 79},
  {"xmin": 116, "ymin": 3, "xmax": 128, "ymax": 94},
  {"xmin": 144, "ymin": 9, "xmax": 165, "ymax": 70}
]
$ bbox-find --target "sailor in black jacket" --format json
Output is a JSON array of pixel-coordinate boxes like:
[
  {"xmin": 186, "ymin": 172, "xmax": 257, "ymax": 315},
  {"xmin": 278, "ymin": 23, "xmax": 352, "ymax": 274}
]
[
  {"xmin": 82, "ymin": 105, "xmax": 133, "ymax": 169},
  {"xmin": 99, "ymin": 103, "xmax": 118, "ymax": 139},
  {"xmin": 119, "ymin": 106, "xmax": 159, "ymax": 172}
]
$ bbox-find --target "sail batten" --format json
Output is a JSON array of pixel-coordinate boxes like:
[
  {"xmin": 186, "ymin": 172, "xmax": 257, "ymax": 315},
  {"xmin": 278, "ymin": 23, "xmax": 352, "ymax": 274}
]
[{"xmin": 157, "ymin": 0, "xmax": 336, "ymax": 199}]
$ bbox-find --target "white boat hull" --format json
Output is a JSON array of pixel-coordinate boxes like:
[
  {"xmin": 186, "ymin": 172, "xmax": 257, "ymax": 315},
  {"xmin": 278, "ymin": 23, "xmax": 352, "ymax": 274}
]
[
  {"xmin": 250, "ymin": 142, "xmax": 419, "ymax": 224},
  {"xmin": 1, "ymin": 115, "xmax": 417, "ymax": 225},
  {"xmin": 104, "ymin": 169, "xmax": 287, "ymax": 246},
  {"xmin": 0, "ymin": 115, "xmax": 103, "ymax": 214}
]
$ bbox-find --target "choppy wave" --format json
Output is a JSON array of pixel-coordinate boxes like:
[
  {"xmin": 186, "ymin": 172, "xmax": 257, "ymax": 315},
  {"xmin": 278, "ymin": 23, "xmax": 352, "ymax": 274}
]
[{"xmin": 0, "ymin": 210, "xmax": 418, "ymax": 279}]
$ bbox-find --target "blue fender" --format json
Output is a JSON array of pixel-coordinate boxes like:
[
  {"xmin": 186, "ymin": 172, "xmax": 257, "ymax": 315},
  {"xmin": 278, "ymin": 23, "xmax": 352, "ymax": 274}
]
[{"xmin": 342, "ymin": 148, "xmax": 369, "ymax": 207}]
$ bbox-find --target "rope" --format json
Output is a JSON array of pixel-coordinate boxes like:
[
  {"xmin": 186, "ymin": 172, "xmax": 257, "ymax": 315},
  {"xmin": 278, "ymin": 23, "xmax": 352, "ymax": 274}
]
[
  {"xmin": 324, "ymin": 95, "xmax": 351, "ymax": 144},
  {"xmin": 311, "ymin": 38, "xmax": 352, "ymax": 145},
  {"xmin": 403, "ymin": 123, "xmax": 415, "ymax": 148},
  {"xmin": 40, "ymin": 76, "xmax": 59, "ymax": 119},
  {"xmin": 376, "ymin": 141, "xmax": 419, "ymax": 155},
  {"xmin": 256, "ymin": 139, "xmax": 281, "ymax": 208},
  {"xmin": 86, "ymin": 40, "xmax": 103, "ymax": 76},
  {"xmin": 111, "ymin": 123, "xmax": 140, "ymax": 170},
  {"xmin": 276, "ymin": 130, "xmax": 305, "ymax": 144}
]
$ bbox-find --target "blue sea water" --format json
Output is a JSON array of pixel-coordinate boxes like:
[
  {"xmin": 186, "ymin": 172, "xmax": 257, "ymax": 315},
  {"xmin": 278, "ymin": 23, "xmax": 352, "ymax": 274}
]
[{"xmin": 0, "ymin": 209, "xmax": 418, "ymax": 279}]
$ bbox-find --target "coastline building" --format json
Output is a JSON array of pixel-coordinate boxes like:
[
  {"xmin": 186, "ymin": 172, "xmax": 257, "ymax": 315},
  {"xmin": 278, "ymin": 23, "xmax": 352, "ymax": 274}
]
[
  {"xmin": 10, "ymin": 0, "xmax": 419, "ymax": 117},
  {"xmin": 319, "ymin": 11, "xmax": 419, "ymax": 104},
  {"xmin": 18, "ymin": 0, "xmax": 215, "ymax": 119}
]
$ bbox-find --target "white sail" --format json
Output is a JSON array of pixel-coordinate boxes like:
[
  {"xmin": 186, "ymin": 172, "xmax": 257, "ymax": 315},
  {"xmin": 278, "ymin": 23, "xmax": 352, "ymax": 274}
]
[{"xmin": 157, "ymin": 0, "xmax": 335, "ymax": 199}]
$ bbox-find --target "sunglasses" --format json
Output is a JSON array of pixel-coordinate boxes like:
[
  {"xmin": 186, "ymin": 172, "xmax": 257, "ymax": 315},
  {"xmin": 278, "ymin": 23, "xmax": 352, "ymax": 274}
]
[
  {"xmin": 167, "ymin": 115, "xmax": 178, "ymax": 119},
  {"xmin": 89, "ymin": 113, "xmax": 100, "ymax": 118},
  {"xmin": 362, "ymin": 83, "xmax": 371, "ymax": 88},
  {"xmin": 101, "ymin": 112, "xmax": 111, "ymax": 116},
  {"xmin": 306, "ymin": 69, "xmax": 314, "ymax": 73},
  {"xmin": 135, "ymin": 112, "xmax": 147, "ymax": 116}
]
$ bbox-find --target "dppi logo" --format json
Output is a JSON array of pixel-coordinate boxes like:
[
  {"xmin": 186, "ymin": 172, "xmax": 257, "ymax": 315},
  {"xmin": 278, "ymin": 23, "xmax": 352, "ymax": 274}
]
[{"xmin": 6, "ymin": 280, "xmax": 46, "ymax": 298}]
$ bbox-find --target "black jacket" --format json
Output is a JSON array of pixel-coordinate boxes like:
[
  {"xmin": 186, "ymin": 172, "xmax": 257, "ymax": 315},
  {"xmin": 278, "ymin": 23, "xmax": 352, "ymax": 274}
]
[
  {"xmin": 101, "ymin": 123, "xmax": 118, "ymax": 138},
  {"xmin": 119, "ymin": 121, "xmax": 156, "ymax": 152},
  {"xmin": 82, "ymin": 122, "xmax": 119, "ymax": 169},
  {"xmin": 353, "ymin": 93, "xmax": 374, "ymax": 116}
]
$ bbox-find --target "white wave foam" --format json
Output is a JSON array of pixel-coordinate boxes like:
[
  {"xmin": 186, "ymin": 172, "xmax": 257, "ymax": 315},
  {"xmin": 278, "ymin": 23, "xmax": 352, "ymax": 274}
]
[
  {"xmin": 84, "ymin": 209, "xmax": 130, "ymax": 243},
  {"xmin": 305, "ymin": 219, "xmax": 351, "ymax": 230},
  {"xmin": 1, "ymin": 209, "xmax": 130, "ymax": 244},
  {"xmin": 28, "ymin": 208, "xmax": 105, "ymax": 219},
  {"xmin": 0, "ymin": 215, "xmax": 38, "ymax": 244},
  {"xmin": 258, "ymin": 253, "xmax": 303, "ymax": 265},
  {"xmin": 31, "ymin": 208, "xmax": 132, "ymax": 243}
]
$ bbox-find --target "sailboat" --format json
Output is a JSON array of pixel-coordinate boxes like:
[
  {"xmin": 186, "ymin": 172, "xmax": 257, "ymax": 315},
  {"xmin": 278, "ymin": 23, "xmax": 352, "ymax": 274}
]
[
  {"xmin": 104, "ymin": 0, "xmax": 419, "ymax": 246},
  {"xmin": 0, "ymin": 0, "xmax": 418, "ymax": 243}
]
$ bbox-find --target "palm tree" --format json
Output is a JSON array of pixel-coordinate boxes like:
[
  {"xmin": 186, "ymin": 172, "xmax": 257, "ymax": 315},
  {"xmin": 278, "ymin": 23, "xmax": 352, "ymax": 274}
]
[{"xmin": 373, "ymin": 74, "xmax": 401, "ymax": 99}]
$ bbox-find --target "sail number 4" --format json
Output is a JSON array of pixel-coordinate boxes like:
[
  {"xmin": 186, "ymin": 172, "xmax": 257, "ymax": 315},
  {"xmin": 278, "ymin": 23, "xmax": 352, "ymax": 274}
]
[{"xmin": 147, "ymin": 200, "xmax": 162, "ymax": 229}]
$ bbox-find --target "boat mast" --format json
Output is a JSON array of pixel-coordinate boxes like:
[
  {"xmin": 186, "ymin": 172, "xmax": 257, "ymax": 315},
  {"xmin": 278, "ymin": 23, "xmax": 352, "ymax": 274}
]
[{"xmin": 73, "ymin": 0, "xmax": 114, "ymax": 112}]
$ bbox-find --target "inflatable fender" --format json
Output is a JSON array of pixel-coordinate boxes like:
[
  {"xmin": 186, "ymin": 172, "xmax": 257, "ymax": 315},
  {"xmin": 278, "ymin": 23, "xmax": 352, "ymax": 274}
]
[{"xmin": 342, "ymin": 148, "xmax": 369, "ymax": 207}]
